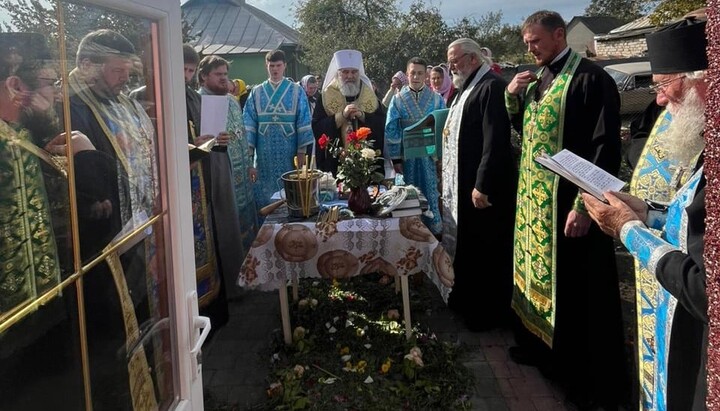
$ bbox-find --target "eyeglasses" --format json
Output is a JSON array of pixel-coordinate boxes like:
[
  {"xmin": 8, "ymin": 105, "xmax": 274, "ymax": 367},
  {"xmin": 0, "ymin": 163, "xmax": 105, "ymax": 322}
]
[
  {"xmin": 37, "ymin": 77, "xmax": 61, "ymax": 88},
  {"xmin": 649, "ymin": 75, "xmax": 685, "ymax": 93},
  {"xmin": 447, "ymin": 53, "xmax": 470, "ymax": 67}
]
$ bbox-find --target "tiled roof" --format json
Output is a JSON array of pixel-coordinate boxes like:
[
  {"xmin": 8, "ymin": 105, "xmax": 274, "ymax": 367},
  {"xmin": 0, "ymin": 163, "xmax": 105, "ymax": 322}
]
[{"xmin": 182, "ymin": 0, "xmax": 299, "ymax": 54}]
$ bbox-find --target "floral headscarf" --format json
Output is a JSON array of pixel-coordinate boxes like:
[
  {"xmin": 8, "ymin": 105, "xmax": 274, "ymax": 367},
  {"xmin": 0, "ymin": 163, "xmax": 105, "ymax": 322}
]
[
  {"xmin": 299, "ymin": 74, "xmax": 315, "ymax": 91},
  {"xmin": 392, "ymin": 71, "xmax": 408, "ymax": 86}
]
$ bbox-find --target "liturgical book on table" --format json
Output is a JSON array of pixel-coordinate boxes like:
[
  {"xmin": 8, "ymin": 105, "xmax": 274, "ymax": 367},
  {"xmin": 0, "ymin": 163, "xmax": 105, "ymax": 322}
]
[{"xmin": 402, "ymin": 108, "xmax": 449, "ymax": 160}]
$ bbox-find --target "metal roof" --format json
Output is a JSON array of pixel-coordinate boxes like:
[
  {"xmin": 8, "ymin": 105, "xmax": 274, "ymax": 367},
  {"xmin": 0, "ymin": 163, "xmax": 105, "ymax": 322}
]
[
  {"xmin": 603, "ymin": 61, "xmax": 651, "ymax": 75},
  {"xmin": 595, "ymin": 15, "xmax": 656, "ymax": 41},
  {"xmin": 182, "ymin": 0, "xmax": 300, "ymax": 55},
  {"xmin": 567, "ymin": 16, "xmax": 624, "ymax": 35}
]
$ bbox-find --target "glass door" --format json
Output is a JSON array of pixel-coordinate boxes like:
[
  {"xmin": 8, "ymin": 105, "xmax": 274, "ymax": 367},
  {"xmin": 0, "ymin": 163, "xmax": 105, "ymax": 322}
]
[{"xmin": 0, "ymin": 0, "xmax": 206, "ymax": 409}]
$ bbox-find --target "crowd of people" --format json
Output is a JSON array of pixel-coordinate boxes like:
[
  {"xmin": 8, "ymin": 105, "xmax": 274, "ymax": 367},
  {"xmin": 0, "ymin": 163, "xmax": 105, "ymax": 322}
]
[{"xmin": 0, "ymin": 4, "xmax": 713, "ymax": 410}]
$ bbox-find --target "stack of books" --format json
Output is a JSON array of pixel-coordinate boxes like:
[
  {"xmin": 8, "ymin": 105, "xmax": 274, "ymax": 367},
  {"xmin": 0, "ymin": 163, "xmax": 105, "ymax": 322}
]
[{"xmin": 374, "ymin": 185, "xmax": 428, "ymax": 218}]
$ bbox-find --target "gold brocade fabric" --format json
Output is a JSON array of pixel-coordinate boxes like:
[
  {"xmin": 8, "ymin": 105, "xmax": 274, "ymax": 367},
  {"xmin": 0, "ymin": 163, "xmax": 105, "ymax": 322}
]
[
  {"xmin": 510, "ymin": 51, "xmax": 581, "ymax": 347},
  {"xmin": 0, "ymin": 120, "xmax": 62, "ymax": 317},
  {"xmin": 105, "ymin": 250, "xmax": 158, "ymax": 410},
  {"xmin": 321, "ymin": 79, "xmax": 379, "ymax": 144}
]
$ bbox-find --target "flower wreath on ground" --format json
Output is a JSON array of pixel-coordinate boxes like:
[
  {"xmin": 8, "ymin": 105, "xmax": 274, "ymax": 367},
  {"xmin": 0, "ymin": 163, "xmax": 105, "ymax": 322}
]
[
  {"xmin": 317, "ymin": 126, "xmax": 385, "ymax": 190},
  {"xmin": 262, "ymin": 275, "xmax": 475, "ymax": 410}
]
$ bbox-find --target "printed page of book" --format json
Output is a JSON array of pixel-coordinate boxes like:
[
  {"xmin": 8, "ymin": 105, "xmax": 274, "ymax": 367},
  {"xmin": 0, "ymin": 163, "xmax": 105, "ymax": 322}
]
[
  {"xmin": 200, "ymin": 95, "xmax": 229, "ymax": 137},
  {"xmin": 535, "ymin": 149, "xmax": 625, "ymax": 201}
]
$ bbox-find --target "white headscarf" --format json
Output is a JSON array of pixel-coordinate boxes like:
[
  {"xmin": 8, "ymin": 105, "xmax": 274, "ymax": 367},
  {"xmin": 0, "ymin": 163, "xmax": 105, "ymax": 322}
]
[{"xmin": 322, "ymin": 49, "xmax": 373, "ymax": 92}]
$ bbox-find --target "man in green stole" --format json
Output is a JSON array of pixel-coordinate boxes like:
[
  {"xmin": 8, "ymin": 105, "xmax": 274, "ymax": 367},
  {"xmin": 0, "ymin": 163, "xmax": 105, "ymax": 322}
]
[{"xmin": 505, "ymin": 10, "xmax": 627, "ymax": 409}]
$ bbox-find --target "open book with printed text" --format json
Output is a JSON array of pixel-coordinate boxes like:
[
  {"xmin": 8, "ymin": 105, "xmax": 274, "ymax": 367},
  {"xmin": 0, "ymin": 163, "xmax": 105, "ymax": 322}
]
[{"xmin": 534, "ymin": 149, "xmax": 625, "ymax": 202}]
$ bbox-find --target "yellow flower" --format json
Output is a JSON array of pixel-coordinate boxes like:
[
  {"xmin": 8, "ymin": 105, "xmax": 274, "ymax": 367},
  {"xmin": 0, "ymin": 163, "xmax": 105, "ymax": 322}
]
[
  {"xmin": 380, "ymin": 359, "xmax": 392, "ymax": 374},
  {"xmin": 339, "ymin": 346, "xmax": 350, "ymax": 355}
]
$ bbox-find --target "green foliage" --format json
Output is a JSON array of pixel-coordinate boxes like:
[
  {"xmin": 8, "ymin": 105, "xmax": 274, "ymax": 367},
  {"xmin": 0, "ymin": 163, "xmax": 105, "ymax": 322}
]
[
  {"xmin": 0, "ymin": 1, "xmax": 197, "ymax": 61},
  {"xmin": 648, "ymin": 0, "xmax": 706, "ymax": 25},
  {"xmin": 262, "ymin": 275, "xmax": 475, "ymax": 410},
  {"xmin": 294, "ymin": 0, "xmax": 529, "ymax": 90},
  {"xmin": 0, "ymin": 0, "xmax": 146, "ymax": 62},
  {"xmin": 584, "ymin": 0, "xmax": 657, "ymax": 22}
]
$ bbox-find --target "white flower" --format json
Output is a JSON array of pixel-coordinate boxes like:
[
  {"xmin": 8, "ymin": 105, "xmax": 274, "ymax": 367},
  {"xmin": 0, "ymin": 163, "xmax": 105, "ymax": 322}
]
[
  {"xmin": 341, "ymin": 354, "xmax": 352, "ymax": 362},
  {"xmin": 329, "ymin": 326, "xmax": 337, "ymax": 333},
  {"xmin": 404, "ymin": 346, "xmax": 424, "ymax": 367},
  {"xmin": 361, "ymin": 148, "xmax": 376, "ymax": 159},
  {"xmin": 364, "ymin": 376, "xmax": 374, "ymax": 384},
  {"xmin": 364, "ymin": 344, "xmax": 372, "ymax": 349}
]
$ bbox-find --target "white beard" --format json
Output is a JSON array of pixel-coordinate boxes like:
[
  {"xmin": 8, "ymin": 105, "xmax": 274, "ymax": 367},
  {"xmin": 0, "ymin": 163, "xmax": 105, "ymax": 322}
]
[
  {"xmin": 665, "ymin": 87, "xmax": 705, "ymax": 165},
  {"xmin": 452, "ymin": 72, "xmax": 465, "ymax": 89},
  {"xmin": 340, "ymin": 80, "xmax": 360, "ymax": 97}
]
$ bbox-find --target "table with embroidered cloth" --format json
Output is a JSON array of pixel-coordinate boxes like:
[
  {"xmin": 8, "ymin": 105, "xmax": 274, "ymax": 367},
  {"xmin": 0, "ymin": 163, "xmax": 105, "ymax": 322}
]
[{"xmin": 238, "ymin": 207, "xmax": 454, "ymax": 344}]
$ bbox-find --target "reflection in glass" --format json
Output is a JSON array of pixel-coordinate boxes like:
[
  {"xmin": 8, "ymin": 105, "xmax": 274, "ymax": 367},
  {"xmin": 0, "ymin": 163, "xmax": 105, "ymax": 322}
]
[{"xmin": 0, "ymin": 1, "xmax": 175, "ymax": 409}]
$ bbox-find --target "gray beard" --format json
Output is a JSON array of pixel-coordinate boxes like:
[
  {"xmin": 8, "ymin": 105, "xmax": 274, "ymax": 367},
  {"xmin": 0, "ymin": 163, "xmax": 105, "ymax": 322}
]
[
  {"xmin": 665, "ymin": 87, "xmax": 705, "ymax": 166},
  {"xmin": 340, "ymin": 80, "xmax": 360, "ymax": 97},
  {"xmin": 452, "ymin": 72, "xmax": 464, "ymax": 89}
]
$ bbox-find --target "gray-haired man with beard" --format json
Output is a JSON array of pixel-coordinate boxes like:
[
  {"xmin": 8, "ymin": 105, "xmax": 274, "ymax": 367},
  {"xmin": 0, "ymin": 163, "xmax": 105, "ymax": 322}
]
[
  {"xmin": 583, "ymin": 16, "xmax": 709, "ymax": 411},
  {"xmin": 312, "ymin": 49, "xmax": 385, "ymax": 175}
]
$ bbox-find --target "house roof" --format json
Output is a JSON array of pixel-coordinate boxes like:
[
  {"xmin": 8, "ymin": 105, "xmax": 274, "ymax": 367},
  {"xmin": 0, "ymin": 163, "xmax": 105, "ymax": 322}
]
[
  {"xmin": 595, "ymin": 15, "xmax": 656, "ymax": 41},
  {"xmin": 182, "ymin": 0, "xmax": 300, "ymax": 55},
  {"xmin": 567, "ymin": 16, "xmax": 624, "ymax": 35}
]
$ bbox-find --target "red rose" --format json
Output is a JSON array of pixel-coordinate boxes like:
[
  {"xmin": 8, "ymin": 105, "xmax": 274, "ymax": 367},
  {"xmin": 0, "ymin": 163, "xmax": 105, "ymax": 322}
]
[
  {"xmin": 346, "ymin": 131, "xmax": 358, "ymax": 143},
  {"xmin": 318, "ymin": 134, "xmax": 329, "ymax": 149}
]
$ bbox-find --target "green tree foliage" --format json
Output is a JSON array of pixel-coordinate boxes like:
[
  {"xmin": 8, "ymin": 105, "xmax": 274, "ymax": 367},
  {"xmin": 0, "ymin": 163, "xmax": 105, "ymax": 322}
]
[
  {"xmin": 0, "ymin": 0, "xmax": 197, "ymax": 61},
  {"xmin": 295, "ymin": 0, "xmax": 529, "ymax": 90},
  {"xmin": 295, "ymin": 0, "xmax": 402, "ymax": 89},
  {"xmin": 0, "ymin": 0, "xmax": 146, "ymax": 62},
  {"xmin": 648, "ymin": 0, "xmax": 706, "ymax": 25},
  {"xmin": 584, "ymin": 0, "xmax": 656, "ymax": 23}
]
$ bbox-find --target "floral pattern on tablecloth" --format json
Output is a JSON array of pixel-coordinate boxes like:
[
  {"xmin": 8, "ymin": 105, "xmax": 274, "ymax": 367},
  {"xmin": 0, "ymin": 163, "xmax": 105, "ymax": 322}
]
[{"xmin": 237, "ymin": 216, "xmax": 453, "ymax": 302}]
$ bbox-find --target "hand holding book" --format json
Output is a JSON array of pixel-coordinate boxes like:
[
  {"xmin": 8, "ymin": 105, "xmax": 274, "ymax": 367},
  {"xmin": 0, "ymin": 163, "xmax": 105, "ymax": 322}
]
[{"xmin": 534, "ymin": 149, "xmax": 625, "ymax": 202}]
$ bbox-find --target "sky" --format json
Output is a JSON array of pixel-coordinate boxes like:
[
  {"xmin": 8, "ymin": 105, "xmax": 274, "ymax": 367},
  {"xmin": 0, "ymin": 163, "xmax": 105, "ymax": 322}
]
[
  {"xmin": 1, "ymin": 1, "xmax": 593, "ymax": 29},
  {"xmin": 244, "ymin": 0, "xmax": 594, "ymax": 27}
]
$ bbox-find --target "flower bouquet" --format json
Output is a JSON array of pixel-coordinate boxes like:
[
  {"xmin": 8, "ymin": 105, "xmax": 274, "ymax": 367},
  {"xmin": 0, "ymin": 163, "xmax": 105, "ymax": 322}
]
[{"xmin": 318, "ymin": 127, "xmax": 385, "ymax": 214}]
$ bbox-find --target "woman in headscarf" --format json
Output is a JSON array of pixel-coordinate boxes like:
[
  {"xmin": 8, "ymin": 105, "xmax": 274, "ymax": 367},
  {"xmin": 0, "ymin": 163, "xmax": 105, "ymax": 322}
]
[
  {"xmin": 298, "ymin": 74, "xmax": 319, "ymax": 114},
  {"xmin": 430, "ymin": 65, "xmax": 456, "ymax": 106},
  {"xmin": 381, "ymin": 70, "xmax": 408, "ymax": 108}
]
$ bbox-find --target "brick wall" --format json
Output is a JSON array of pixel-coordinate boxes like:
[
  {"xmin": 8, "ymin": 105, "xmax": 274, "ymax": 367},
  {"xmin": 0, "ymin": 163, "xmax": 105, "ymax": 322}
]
[{"xmin": 595, "ymin": 37, "xmax": 647, "ymax": 58}]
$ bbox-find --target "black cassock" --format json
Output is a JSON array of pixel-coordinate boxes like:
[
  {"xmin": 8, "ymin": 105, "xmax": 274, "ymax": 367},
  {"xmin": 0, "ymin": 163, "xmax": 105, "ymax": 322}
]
[
  {"xmin": 311, "ymin": 89, "xmax": 385, "ymax": 176},
  {"xmin": 509, "ymin": 53, "xmax": 629, "ymax": 408},
  {"xmin": 444, "ymin": 67, "xmax": 518, "ymax": 331}
]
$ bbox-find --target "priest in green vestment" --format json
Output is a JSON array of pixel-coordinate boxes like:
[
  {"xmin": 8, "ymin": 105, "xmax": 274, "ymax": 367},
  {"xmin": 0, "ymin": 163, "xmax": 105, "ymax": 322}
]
[{"xmin": 504, "ymin": 10, "xmax": 628, "ymax": 409}]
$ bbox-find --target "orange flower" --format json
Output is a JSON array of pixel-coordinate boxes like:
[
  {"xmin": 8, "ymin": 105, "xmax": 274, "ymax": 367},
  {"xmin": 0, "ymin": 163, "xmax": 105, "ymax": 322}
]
[{"xmin": 356, "ymin": 127, "xmax": 372, "ymax": 140}]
